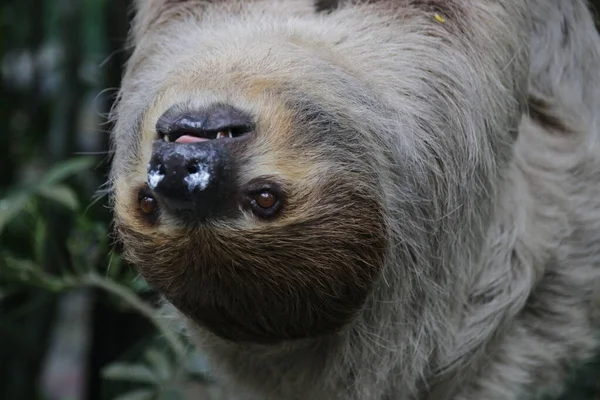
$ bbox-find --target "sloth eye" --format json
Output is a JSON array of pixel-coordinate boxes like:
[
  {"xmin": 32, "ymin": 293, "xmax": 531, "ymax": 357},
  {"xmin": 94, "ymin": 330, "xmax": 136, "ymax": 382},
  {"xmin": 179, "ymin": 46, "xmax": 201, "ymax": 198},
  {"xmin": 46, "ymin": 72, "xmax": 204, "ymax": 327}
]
[
  {"xmin": 254, "ymin": 191, "xmax": 277, "ymax": 209},
  {"xmin": 243, "ymin": 181, "xmax": 284, "ymax": 220},
  {"xmin": 139, "ymin": 196, "xmax": 157, "ymax": 215},
  {"xmin": 137, "ymin": 186, "xmax": 160, "ymax": 225}
]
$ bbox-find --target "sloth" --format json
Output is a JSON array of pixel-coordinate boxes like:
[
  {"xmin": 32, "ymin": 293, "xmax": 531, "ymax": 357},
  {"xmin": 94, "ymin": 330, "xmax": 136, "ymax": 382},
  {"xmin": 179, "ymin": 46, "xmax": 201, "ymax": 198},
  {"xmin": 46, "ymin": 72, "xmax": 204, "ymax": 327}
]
[{"xmin": 109, "ymin": 0, "xmax": 600, "ymax": 399}]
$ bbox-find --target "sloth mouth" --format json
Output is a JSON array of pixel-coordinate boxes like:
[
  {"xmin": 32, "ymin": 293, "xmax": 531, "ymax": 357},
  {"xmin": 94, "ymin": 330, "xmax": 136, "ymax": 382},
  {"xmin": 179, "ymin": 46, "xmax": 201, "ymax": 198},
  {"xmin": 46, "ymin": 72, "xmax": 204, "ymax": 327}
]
[
  {"xmin": 162, "ymin": 126, "xmax": 253, "ymax": 144},
  {"xmin": 156, "ymin": 105, "xmax": 255, "ymax": 144}
]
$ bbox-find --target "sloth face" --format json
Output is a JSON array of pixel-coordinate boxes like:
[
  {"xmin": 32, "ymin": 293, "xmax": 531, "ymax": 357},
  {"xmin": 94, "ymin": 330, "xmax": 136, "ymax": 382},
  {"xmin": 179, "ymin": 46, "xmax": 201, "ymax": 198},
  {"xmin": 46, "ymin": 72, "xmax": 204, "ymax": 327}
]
[
  {"xmin": 111, "ymin": 33, "xmax": 389, "ymax": 344},
  {"xmin": 111, "ymin": 0, "xmax": 524, "ymax": 346}
]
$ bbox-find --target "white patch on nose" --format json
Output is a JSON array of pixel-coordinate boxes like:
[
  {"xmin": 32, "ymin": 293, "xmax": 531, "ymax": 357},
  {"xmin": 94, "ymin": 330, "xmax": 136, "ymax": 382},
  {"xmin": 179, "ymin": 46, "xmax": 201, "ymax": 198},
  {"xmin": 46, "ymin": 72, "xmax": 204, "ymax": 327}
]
[
  {"xmin": 184, "ymin": 164, "xmax": 211, "ymax": 192},
  {"xmin": 147, "ymin": 169, "xmax": 164, "ymax": 189}
]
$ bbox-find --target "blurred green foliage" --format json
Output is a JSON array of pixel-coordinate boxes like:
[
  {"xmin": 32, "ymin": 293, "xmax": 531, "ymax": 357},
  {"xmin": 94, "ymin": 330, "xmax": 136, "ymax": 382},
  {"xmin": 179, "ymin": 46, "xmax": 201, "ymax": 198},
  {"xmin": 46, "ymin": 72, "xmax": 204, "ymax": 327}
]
[
  {"xmin": 0, "ymin": 157, "xmax": 217, "ymax": 400},
  {"xmin": 0, "ymin": 0, "xmax": 216, "ymax": 398}
]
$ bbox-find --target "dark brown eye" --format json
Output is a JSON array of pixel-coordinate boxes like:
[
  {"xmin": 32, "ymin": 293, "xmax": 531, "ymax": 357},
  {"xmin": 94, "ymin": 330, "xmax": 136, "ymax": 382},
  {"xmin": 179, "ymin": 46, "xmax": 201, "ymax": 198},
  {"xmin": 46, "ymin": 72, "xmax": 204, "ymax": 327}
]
[
  {"xmin": 242, "ymin": 180, "xmax": 285, "ymax": 220},
  {"xmin": 255, "ymin": 191, "xmax": 277, "ymax": 209},
  {"xmin": 140, "ymin": 196, "xmax": 157, "ymax": 215}
]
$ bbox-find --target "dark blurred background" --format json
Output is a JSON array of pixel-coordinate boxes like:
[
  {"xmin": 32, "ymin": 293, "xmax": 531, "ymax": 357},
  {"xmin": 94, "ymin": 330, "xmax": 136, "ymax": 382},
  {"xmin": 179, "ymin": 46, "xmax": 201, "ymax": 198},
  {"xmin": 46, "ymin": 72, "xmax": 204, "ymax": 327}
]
[
  {"xmin": 0, "ymin": 1, "xmax": 599, "ymax": 399},
  {"xmin": 0, "ymin": 1, "xmax": 217, "ymax": 399}
]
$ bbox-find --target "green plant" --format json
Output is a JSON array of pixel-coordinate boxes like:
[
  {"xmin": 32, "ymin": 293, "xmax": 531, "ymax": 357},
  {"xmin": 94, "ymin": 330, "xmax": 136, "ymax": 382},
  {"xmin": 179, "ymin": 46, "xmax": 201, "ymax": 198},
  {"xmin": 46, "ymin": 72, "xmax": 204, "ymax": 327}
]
[{"xmin": 0, "ymin": 156, "xmax": 217, "ymax": 400}]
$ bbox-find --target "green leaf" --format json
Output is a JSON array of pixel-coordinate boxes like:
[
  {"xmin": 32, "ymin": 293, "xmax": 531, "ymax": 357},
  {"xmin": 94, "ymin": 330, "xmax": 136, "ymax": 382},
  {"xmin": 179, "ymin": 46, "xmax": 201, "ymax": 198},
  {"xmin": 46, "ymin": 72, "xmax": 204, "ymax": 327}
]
[
  {"xmin": 0, "ymin": 157, "xmax": 94, "ymax": 235},
  {"xmin": 2, "ymin": 256, "xmax": 68, "ymax": 292},
  {"xmin": 41, "ymin": 157, "xmax": 96, "ymax": 185},
  {"xmin": 105, "ymin": 252, "xmax": 124, "ymax": 280},
  {"xmin": 130, "ymin": 276, "xmax": 153, "ymax": 293},
  {"xmin": 145, "ymin": 348, "xmax": 173, "ymax": 382},
  {"xmin": 186, "ymin": 351, "xmax": 212, "ymax": 378},
  {"xmin": 113, "ymin": 389, "xmax": 156, "ymax": 400},
  {"xmin": 160, "ymin": 388, "xmax": 187, "ymax": 400},
  {"xmin": 102, "ymin": 363, "xmax": 159, "ymax": 384},
  {"xmin": 38, "ymin": 184, "xmax": 79, "ymax": 210},
  {"xmin": 33, "ymin": 217, "xmax": 47, "ymax": 265},
  {"xmin": 0, "ymin": 191, "xmax": 33, "ymax": 235}
]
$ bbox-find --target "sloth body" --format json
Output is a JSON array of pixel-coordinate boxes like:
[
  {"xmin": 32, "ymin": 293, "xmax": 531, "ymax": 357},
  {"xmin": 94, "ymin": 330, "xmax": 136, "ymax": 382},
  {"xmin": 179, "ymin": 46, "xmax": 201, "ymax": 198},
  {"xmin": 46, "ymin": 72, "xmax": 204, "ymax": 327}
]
[{"xmin": 110, "ymin": 0, "xmax": 600, "ymax": 399}]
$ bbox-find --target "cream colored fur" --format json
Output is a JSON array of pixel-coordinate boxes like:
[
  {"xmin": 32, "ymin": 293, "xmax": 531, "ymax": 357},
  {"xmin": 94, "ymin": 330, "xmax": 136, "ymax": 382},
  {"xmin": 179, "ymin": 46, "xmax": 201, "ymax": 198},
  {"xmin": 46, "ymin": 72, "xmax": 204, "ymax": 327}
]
[{"xmin": 109, "ymin": 1, "xmax": 600, "ymax": 399}]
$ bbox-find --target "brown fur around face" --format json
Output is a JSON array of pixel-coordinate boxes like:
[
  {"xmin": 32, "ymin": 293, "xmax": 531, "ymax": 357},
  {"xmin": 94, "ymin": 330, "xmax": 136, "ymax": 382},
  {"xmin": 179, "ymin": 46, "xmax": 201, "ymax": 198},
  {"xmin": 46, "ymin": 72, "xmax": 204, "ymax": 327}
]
[{"xmin": 117, "ymin": 175, "xmax": 386, "ymax": 344}]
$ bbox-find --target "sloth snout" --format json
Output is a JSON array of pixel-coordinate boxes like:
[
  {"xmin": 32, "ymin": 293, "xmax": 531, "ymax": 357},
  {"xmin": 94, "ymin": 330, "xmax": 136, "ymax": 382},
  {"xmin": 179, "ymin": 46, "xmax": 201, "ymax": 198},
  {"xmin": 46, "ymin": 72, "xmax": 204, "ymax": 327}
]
[
  {"xmin": 147, "ymin": 140, "xmax": 229, "ymax": 219},
  {"xmin": 144, "ymin": 103, "xmax": 284, "ymax": 222},
  {"xmin": 146, "ymin": 103, "xmax": 254, "ymax": 220}
]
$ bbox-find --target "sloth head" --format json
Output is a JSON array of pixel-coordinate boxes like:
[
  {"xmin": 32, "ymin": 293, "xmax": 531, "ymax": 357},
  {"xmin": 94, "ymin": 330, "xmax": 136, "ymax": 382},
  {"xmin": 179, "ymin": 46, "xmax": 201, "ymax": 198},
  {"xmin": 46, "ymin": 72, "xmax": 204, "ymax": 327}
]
[
  {"xmin": 111, "ymin": 3, "xmax": 391, "ymax": 345},
  {"xmin": 115, "ymin": 88, "xmax": 388, "ymax": 344},
  {"xmin": 110, "ymin": 1, "xmax": 526, "ymax": 345}
]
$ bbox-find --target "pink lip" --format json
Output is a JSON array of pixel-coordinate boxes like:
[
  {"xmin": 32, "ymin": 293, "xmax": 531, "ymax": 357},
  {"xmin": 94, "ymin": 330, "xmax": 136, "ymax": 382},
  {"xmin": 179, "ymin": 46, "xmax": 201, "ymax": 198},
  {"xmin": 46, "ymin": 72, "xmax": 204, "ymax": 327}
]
[{"xmin": 175, "ymin": 135, "xmax": 209, "ymax": 144}]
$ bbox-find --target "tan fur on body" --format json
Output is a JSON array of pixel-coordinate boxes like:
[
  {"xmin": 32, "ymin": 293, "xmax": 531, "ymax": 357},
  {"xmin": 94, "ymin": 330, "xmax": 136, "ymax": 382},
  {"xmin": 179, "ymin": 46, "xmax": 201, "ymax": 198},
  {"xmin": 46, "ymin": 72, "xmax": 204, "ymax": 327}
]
[{"xmin": 109, "ymin": 0, "xmax": 600, "ymax": 399}]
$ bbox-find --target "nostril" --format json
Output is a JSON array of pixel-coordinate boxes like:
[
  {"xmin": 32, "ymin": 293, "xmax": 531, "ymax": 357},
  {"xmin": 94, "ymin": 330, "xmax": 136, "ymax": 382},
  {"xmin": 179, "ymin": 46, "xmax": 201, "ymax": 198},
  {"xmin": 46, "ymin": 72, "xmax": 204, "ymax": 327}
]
[
  {"xmin": 187, "ymin": 164, "xmax": 199, "ymax": 174},
  {"xmin": 156, "ymin": 103, "xmax": 255, "ymax": 143}
]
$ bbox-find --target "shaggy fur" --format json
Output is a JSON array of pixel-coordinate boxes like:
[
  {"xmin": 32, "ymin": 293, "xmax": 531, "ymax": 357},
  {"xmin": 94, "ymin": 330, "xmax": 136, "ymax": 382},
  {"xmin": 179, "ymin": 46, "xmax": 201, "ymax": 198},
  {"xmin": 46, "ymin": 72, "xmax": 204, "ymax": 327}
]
[{"xmin": 109, "ymin": 0, "xmax": 600, "ymax": 399}]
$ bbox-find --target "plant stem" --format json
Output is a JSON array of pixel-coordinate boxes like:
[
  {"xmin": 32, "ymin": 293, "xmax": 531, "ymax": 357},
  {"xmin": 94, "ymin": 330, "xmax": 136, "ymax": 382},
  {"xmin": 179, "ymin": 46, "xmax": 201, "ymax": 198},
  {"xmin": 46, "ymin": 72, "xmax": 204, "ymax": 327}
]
[{"xmin": 83, "ymin": 273, "xmax": 188, "ymax": 360}]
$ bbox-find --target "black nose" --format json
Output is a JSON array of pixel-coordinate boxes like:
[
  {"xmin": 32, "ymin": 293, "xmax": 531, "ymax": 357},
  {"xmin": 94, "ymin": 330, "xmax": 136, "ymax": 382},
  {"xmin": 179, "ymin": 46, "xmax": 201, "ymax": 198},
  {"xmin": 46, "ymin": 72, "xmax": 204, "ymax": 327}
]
[{"xmin": 147, "ymin": 104, "xmax": 254, "ymax": 220}]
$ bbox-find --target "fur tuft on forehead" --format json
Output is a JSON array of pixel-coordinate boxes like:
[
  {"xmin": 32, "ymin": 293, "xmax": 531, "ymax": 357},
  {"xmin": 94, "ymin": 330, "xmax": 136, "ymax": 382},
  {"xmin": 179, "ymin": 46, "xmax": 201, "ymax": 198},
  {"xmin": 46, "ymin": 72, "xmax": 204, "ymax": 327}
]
[
  {"xmin": 132, "ymin": 0, "xmax": 208, "ymax": 42},
  {"xmin": 131, "ymin": 0, "xmax": 321, "ymax": 43}
]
